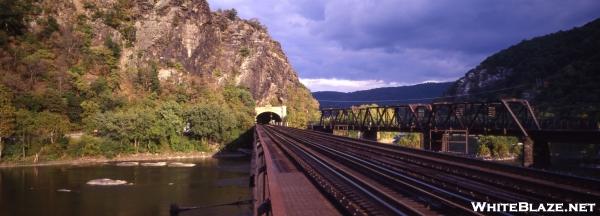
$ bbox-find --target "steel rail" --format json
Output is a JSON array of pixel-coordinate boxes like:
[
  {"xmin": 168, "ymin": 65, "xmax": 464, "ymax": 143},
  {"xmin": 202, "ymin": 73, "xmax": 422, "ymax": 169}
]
[
  {"xmin": 272, "ymin": 127, "xmax": 485, "ymax": 215},
  {"xmin": 262, "ymin": 125, "xmax": 434, "ymax": 215},
  {"xmin": 302, "ymin": 127, "xmax": 600, "ymax": 190},
  {"xmin": 279, "ymin": 126, "xmax": 549, "ymax": 204},
  {"xmin": 288, "ymin": 126, "xmax": 600, "ymax": 199}
]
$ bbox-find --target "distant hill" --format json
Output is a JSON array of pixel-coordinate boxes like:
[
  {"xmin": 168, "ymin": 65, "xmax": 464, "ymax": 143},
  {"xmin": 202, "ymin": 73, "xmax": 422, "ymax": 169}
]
[
  {"xmin": 313, "ymin": 82, "xmax": 453, "ymax": 108},
  {"xmin": 445, "ymin": 18, "xmax": 600, "ymax": 118}
]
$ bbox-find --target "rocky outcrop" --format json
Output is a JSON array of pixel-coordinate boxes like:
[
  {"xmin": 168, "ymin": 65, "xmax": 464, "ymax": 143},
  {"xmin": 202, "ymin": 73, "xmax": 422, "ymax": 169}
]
[
  {"xmin": 63, "ymin": 0, "xmax": 313, "ymax": 106},
  {"xmin": 451, "ymin": 67, "xmax": 514, "ymax": 96}
]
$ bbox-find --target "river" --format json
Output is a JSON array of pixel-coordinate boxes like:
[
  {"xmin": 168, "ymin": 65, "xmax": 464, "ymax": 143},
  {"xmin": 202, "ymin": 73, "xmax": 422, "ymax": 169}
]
[{"xmin": 0, "ymin": 157, "xmax": 252, "ymax": 216}]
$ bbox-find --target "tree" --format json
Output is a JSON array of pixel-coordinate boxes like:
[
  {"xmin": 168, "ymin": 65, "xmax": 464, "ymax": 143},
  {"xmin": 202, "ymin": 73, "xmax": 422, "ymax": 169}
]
[
  {"xmin": 149, "ymin": 63, "xmax": 161, "ymax": 94},
  {"xmin": 40, "ymin": 16, "xmax": 60, "ymax": 38},
  {"xmin": 42, "ymin": 89, "xmax": 66, "ymax": 113},
  {"xmin": 284, "ymin": 86, "xmax": 320, "ymax": 128},
  {"xmin": 224, "ymin": 8, "xmax": 237, "ymax": 20},
  {"xmin": 13, "ymin": 109, "xmax": 70, "ymax": 159},
  {"xmin": 185, "ymin": 103, "xmax": 235, "ymax": 142},
  {"xmin": 104, "ymin": 36, "xmax": 121, "ymax": 58},
  {"xmin": 80, "ymin": 100, "xmax": 101, "ymax": 120},
  {"xmin": 153, "ymin": 101, "xmax": 184, "ymax": 142},
  {"xmin": 65, "ymin": 92, "xmax": 83, "ymax": 122},
  {"xmin": 23, "ymin": 49, "xmax": 55, "ymax": 90},
  {"xmin": 478, "ymin": 135, "xmax": 518, "ymax": 158},
  {"xmin": 34, "ymin": 111, "xmax": 70, "ymax": 145},
  {"xmin": 14, "ymin": 109, "xmax": 35, "ymax": 158},
  {"xmin": 0, "ymin": 85, "xmax": 16, "ymax": 160},
  {"xmin": 0, "ymin": 0, "xmax": 34, "ymax": 37}
]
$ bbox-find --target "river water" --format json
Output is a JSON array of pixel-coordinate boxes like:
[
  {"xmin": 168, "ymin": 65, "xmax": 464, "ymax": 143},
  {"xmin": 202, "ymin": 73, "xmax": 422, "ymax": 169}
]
[{"xmin": 0, "ymin": 157, "xmax": 252, "ymax": 216}]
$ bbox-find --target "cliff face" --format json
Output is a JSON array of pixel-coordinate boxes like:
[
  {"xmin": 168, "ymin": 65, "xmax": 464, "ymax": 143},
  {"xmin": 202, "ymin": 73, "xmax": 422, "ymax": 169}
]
[{"xmin": 48, "ymin": 0, "xmax": 314, "ymax": 106}]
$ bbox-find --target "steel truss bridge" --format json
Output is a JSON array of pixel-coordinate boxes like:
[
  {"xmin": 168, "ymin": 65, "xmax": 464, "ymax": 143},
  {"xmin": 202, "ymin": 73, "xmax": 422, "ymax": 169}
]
[{"xmin": 314, "ymin": 99, "xmax": 600, "ymax": 168}]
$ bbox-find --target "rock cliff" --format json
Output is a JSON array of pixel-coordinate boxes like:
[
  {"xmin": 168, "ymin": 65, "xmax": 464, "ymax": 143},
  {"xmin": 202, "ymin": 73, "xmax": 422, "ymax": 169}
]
[{"xmin": 46, "ymin": 0, "xmax": 316, "ymax": 107}]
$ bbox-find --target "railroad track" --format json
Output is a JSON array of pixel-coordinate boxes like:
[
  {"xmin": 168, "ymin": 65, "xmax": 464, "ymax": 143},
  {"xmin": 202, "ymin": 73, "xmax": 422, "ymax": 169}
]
[{"xmin": 257, "ymin": 125, "xmax": 600, "ymax": 215}]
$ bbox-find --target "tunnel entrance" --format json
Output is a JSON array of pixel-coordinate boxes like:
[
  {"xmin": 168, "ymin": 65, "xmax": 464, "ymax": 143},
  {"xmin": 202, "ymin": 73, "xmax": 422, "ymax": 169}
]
[{"xmin": 256, "ymin": 112, "xmax": 282, "ymax": 124}]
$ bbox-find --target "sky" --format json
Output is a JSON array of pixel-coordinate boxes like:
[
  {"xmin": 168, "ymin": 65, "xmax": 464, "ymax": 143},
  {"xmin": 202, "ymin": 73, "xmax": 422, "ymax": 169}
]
[{"xmin": 207, "ymin": 0, "xmax": 600, "ymax": 92}]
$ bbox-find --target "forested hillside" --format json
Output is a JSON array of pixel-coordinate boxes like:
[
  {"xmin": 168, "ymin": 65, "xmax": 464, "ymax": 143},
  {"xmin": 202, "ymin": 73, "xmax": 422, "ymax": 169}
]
[
  {"xmin": 313, "ymin": 82, "xmax": 453, "ymax": 108},
  {"xmin": 446, "ymin": 18, "xmax": 600, "ymax": 119},
  {"xmin": 0, "ymin": 0, "xmax": 318, "ymax": 162}
]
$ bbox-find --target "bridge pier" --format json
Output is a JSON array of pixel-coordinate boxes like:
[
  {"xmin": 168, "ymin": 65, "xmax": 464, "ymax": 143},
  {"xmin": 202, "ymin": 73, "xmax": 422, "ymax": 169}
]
[
  {"xmin": 422, "ymin": 130, "xmax": 445, "ymax": 151},
  {"xmin": 361, "ymin": 129, "xmax": 378, "ymax": 141},
  {"xmin": 522, "ymin": 137, "xmax": 551, "ymax": 168}
]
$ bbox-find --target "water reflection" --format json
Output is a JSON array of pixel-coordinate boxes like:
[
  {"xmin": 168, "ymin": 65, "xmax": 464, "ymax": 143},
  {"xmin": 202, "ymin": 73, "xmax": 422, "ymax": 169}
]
[{"xmin": 0, "ymin": 157, "xmax": 252, "ymax": 216}]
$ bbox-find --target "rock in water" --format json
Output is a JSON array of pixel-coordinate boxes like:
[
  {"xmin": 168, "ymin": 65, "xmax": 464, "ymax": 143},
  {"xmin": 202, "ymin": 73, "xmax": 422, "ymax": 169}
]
[
  {"xmin": 87, "ymin": 178, "xmax": 129, "ymax": 186},
  {"xmin": 116, "ymin": 162, "xmax": 139, "ymax": 166},
  {"xmin": 140, "ymin": 162, "xmax": 167, "ymax": 167},
  {"xmin": 168, "ymin": 162, "xmax": 196, "ymax": 167}
]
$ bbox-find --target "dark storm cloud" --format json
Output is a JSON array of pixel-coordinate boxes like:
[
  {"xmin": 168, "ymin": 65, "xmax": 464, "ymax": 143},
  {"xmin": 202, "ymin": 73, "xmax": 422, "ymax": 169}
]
[{"xmin": 208, "ymin": 0, "xmax": 600, "ymax": 92}]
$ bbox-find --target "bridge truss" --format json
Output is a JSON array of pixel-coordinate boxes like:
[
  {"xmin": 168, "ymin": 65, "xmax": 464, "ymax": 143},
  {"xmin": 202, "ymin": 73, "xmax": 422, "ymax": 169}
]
[
  {"xmin": 319, "ymin": 99, "xmax": 542, "ymax": 136},
  {"xmin": 315, "ymin": 99, "xmax": 600, "ymax": 167}
]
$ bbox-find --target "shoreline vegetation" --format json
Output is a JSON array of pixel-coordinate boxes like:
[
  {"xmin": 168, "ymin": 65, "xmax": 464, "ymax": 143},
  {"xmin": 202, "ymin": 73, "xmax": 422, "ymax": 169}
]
[{"xmin": 0, "ymin": 150, "xmax": 249, "ymax": 168}]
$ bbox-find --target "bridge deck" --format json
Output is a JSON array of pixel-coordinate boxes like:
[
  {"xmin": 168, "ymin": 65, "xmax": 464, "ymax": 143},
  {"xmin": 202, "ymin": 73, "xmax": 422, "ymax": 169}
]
[{"xmin": 253, "ymin": 126, "xmax": 340, "ymax": 216}]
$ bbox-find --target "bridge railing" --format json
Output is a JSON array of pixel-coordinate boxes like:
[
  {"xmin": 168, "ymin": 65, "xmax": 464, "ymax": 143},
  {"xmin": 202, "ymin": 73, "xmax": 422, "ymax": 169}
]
[{"xmin": 251, "ymin": 128, "xmax": 272, "ymax": 215}]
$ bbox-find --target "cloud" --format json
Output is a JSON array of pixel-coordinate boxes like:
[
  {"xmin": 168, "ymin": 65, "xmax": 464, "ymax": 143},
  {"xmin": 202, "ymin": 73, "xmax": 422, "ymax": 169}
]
[
  {"xmin": 300, "ymin": 78, "xmax": 405, "ymax": 92},
  {"xmin": 208, "ymin": 0, "xmax": 600, "ymax": 91}
]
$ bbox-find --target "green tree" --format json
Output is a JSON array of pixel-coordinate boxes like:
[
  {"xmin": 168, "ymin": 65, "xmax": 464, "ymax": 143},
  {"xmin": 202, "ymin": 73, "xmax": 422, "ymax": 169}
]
[
  {"xmin": 185, "ymin": 103, "xmax": 235, "ymax": 142},
  {"xmin": 23, "ymin": 49, "xmax": 55, "ymax": 90},
  {"xmin": 0, "ymin": 0, "xmax": 34, "ymax": 37},
  {"xmin": 150, "ymin": 63, "xmax": 161, "ymax": 94},
  {"xmin": 14, "ymin": 109, "xmax": 35, "ymax": 158},
  {"xmin": 80, "ymin": 100, "xmax": 101, "ymax": 119},
  {"xmin": 42, "ymin": 89, "xmax": 66, "ymax": 113},
  {"xmin": 104, "ymin": 36, "xmax": 121, "ymax": 58},
  {"xmin": 65, "ymin": 92, "xmax": 84, "ymax": 122},
  {"xmin": 478, "ymin": 135, "xmax": 518, "ymax": 158},
  {"xmin": 0, "ymin": 85, "xmax": 16, "ymax": 160},
  {"xmin": 283, "ymin": 85, "xmax": 320, "ymax": 128},
  {"xmin": 34, "ymin": 111, "xmax": 70, "ymax": 145},
  {"xmin": 40, "ymin": 16, "xmax": 60, "ymax": 38},
  {"xmin": 13, "ymin": 109, "xmax": 70, "ymax": 159},
  {"xmin": 224, "ymin": 8, "xmax": 237, "ymax": 20},
  {"xmin": 153, "ymin": 101, "xmax": 185, "ymax": 142}
]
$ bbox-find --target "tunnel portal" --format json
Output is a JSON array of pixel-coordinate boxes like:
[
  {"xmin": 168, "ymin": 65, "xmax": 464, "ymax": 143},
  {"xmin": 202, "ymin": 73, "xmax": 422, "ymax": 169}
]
[{"xmin": 256, "ymin": 112, "xmax": 282, "ymax": 124}]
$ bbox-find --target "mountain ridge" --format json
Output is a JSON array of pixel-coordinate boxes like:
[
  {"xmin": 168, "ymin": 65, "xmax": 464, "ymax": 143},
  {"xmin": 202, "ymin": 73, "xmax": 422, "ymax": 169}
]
[
  {"xmin": 445, "ymin": 17, "xmax": 600, "ymax": 118},
  {"xmin": 313, "ymin": 82, "xmax": 453, "ymax": 108}
]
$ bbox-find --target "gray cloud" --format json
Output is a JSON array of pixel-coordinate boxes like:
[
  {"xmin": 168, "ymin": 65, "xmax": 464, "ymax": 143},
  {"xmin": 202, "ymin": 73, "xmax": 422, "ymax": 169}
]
[{"xmin": 208, "ymin": 0, "xmax": 600, "ymax": 91}]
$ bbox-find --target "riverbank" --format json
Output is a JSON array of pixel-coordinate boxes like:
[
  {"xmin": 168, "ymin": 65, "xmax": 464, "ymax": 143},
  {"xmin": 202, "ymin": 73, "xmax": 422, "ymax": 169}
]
[{"xmin": 0, "ymin": 151, "xmax": 219, "ymax": 168}]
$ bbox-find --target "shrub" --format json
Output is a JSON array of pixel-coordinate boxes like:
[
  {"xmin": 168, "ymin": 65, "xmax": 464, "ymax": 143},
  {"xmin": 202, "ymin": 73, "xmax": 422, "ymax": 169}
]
[
  {"xmin": 224, "ymin": 8, "xmax": 237, "ymax": 20},
  {"xmin": 68, "ymin": 135, "xmax": 102, "ymax": 157},
  {"xmin": 239, "ymin": 47, "xmax": 250, "ymax": 57},
  {"xmin": 477, "ymin": 143, "xmax": 491, "ymax": 157},
  {"xmin": 67, "ymin": 135, "xmax": 128, "ymax": 158},
  {"xmin": 168, "ymin": 135, "xmax": 195, "ymax": 152},
  {"xmin": 478, "ymin": 135, "xmax": 518, "ymax": 158},
  {"xmin": 394, "ymin": 133, "xmax": 421, "ymax": 148}
]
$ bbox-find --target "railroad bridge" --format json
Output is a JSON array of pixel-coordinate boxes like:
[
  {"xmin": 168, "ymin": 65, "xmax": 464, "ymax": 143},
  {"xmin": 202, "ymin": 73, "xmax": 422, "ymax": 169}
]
[
  {"xmin": 249, "ymin": 99, "xmax": 600, "ymax": 215},
  {"xmin": 313, "ymin": 99, "xmax": 600, "ymax": 168}
]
